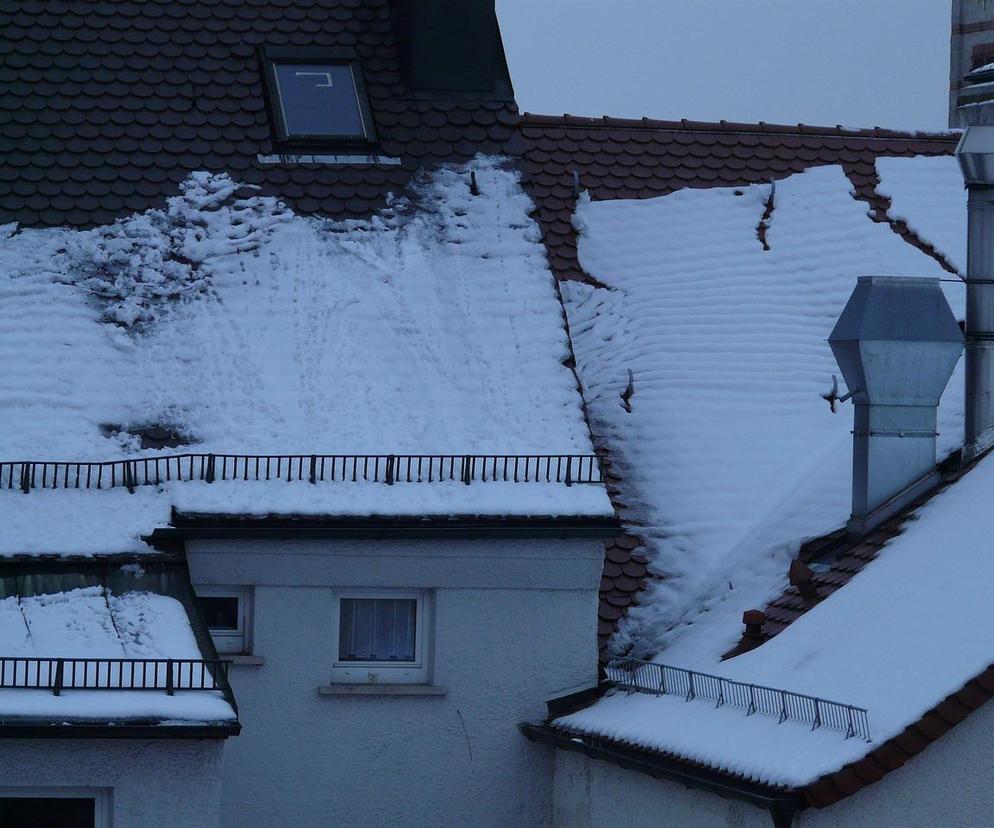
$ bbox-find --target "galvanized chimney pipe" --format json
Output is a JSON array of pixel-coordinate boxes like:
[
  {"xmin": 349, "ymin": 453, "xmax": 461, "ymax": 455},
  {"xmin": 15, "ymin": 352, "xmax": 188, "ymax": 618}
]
[
  {"xmin": 829, "ymin": 277, "xmax": 963, "ymax": 536},
  {"xmin": 965, "ymin": 185, "xmax": 994, "ymax": 451},
  {"xmin": 957, "ymin": 127, "xmax": 994, "ymax": 456}
]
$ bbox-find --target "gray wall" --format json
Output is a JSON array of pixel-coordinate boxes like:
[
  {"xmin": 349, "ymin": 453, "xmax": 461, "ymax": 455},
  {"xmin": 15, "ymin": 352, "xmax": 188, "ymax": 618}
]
[
  {"xmin": 186, "ymin": 536, "xmax": 604, "ymax": 828},
  {"xmin": 552, "ymin": 697, "xmax": 994, "ymax": 827},
  {"xmin": 0, "ymin": 739, "xmax": 224, "ymax": 828}
]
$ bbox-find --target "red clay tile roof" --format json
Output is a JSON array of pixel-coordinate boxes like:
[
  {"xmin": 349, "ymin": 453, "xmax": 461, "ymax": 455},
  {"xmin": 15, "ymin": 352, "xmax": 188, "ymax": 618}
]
[
  {"xmin": 519, "ymin": 114, "xmax": 960, "ymax": 662},
  {"xmin": 712, "ymin": 452, "xmax": 992, "ymax": 807},
  {"xmin": 519, "ymin": 114, "xmax": 960, "ymax": 283}
]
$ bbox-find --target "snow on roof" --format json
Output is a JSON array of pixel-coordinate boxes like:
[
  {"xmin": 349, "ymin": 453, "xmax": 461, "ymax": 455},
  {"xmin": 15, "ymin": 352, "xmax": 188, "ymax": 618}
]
[
  {"xmin": 0, "ymin": 481, "xmax": 614, "ymax": 556},
  {"xmin": 552, "ymin": 156, "xmax": 986, "ymax": 786},
  {"xmin": 876, "ymin": 155, "xmax": 966, "ymax": 274},
  {"xmin": 558, "ymin": 448, "xmax": 994, "ymax": 787},
  {"xmin": 563, "ymin": 162, "xmax": 965, "ymax": 658},
  {"xmin": 0, "ymin": 157, "xmax": 611, "ymax": 552},
  {"xmin": 0, "ymin": 584, "xmax": 234, "ymax": 723}
]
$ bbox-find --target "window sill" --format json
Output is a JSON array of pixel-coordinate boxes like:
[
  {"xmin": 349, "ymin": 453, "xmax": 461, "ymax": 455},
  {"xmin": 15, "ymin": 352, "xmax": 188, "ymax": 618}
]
[
  {"xmin": 318, "ymin": 684, "xmax": 447, "ymax": 697},
  {"xmin": 223, "ymin": 655, "xmax": 266, "ymax": 666}
]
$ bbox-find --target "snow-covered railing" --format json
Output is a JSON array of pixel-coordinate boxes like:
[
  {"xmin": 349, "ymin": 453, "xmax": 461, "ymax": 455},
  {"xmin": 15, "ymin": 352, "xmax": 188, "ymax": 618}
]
[
  {"xmin": 606, "ymin": 657, "xmax": 871, "ymax": 741},
  {"xmin": 0, "ymin": 657, "xmax": 230, "ymax": 696},
  {"xmin": 0, "ymin": 453, "xmax": 603, "ymax": 493}
]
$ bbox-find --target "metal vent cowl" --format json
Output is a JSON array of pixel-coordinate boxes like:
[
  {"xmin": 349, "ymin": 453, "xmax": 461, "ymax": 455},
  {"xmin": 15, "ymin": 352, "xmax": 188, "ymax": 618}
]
[{"xmin": 829, "ymin": 276, "xmax": 963, "ymax": 535}]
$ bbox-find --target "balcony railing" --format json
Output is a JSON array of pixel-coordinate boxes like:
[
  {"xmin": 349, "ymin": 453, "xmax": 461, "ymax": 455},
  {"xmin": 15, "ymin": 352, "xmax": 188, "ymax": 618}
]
[
  {"xmin": 0, "ymin": 657, "xmax": 230, "ymax": 696},
  {"xmin": 1, "ymin": 453, "xmax": 603, "ymax": 494},
  {"xmin": 606, "ymin": 657, "xmax": 871, "ymax": 741}
]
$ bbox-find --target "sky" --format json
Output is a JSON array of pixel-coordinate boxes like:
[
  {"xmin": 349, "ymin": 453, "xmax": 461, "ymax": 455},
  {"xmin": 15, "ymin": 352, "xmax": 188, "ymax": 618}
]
[{"xmin": 497, "ymin": 0, "xmax": 951, "ymax": 131}]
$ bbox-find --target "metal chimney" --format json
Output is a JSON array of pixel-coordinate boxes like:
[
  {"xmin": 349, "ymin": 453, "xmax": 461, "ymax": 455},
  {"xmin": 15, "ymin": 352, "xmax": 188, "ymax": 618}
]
[
  {"xmin": 956, "ymin": 126, "xmax": 994, "ymax": 456},
  {"xmin": 829, "ymin": 277, "xmax": 963, "ymax": 536}
]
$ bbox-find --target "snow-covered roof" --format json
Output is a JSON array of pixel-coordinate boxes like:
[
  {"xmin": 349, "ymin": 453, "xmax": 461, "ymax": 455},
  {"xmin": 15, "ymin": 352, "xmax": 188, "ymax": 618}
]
[
  {"xmin": 0, "ymin": 565, "xmax": 236, "ymax": 725},
  {"xmin": 565, "ymin": 160, "xmax": 965, "ymax": 657},
  {"xmin": 552, "ymin": 155, "xmax": 982, "ymax": 793},
  {"xmin": 0, "ymin": 158, "xmax": 612, "ymax": 554}
]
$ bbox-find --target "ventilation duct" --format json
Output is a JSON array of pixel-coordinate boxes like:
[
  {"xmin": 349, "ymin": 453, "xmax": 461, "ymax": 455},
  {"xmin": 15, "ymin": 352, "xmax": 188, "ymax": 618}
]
[
  {"xmin": 956, "ymin": 126, "xmax": 994, "ymax": 456},
  {"xmin": 829, "ymin": 277, "xmax": 963, "ymax": 536}
]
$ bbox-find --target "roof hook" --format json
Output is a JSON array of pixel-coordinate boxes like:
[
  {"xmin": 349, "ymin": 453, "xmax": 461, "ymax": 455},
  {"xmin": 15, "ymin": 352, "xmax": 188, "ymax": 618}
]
[
  {"xmin": 469, "ymin": 170, "xmax": 480, "ymax": 197},
  {"xmin": 821, "ymin": 374, "xmax": 858, "ymax": 413}
]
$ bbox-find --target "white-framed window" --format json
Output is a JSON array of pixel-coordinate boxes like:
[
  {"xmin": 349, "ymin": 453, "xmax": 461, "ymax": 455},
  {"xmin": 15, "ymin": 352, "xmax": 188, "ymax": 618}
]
[
  {"xmin": 195, "ymin": 586, "xmax": 253, "ymax": 655},
  {"xmin": 0, "ymin": 787, "xmax": 111, "ymax": 828},
  {"xmin": 330, "ymin": 590, "xmax": 432, "ymax": 685}
]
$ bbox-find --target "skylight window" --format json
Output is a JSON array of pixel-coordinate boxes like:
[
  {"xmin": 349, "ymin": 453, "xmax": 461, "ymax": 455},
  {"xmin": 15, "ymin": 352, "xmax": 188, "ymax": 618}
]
[{"xmin": 264, "ymin": 53, "xmax": 373, "ymax": 143}]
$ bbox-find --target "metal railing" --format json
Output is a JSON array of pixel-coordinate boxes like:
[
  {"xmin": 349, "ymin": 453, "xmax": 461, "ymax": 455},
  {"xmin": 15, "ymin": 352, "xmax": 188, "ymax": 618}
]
[
  {"xmin": 606, "ymin": 657, "xmax": 871, "ymax": 741},
  {"xmin": 0, "ymin": 657, "xmax": 230, "ymax": 696},
  {"xmin": 0, "ymin": 453, "xmax": 603, "ymax": 494}
]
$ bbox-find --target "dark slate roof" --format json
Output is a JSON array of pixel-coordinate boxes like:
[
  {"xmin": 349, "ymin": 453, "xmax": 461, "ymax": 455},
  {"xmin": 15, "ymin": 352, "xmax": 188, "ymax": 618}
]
[
  {"xmin": 0, "ymin": 0, "xmax": 520, "ymax": 228},
  {"xmin": 518, "ymin": 114, "xmax": 960, "ymax": 283}
]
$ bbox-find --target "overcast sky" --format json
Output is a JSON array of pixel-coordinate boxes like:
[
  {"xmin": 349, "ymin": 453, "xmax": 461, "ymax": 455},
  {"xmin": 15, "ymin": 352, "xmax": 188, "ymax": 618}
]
[{"xmin": 497, "ymin": 0, "xmax": 951, "ymax": 131}]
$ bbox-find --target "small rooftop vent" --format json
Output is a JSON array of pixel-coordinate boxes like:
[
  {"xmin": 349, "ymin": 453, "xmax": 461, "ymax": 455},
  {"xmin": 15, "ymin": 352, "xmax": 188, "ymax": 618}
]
[{"xmin": 829, "ymin": 276, "xmax": 963, "ymax": 536}]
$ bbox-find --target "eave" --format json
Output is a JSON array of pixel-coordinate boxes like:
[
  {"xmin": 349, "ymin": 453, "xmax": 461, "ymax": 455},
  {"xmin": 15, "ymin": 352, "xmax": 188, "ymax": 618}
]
[
  {"xmin": 145, "ymin": 510, "xmax": 621, "ymax": 544},
  {"xmin": 520, "ymin": 721, "xmax": 804, "ymax": 827},
  {"xmin": 0, "ymin": 720, "xmax": 241, "ymax": 740}
]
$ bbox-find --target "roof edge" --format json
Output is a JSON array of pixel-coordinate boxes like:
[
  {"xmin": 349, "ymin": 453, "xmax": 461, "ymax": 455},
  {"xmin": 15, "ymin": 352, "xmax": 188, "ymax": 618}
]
[
  {"xmin": 520, "ymin": 721, "xmax": 804, "ymax": 825},
  {"xmin": 520, "ymin": 113, "xmax": 961, "ymax": 141},
  {"xmin": 0, "ymin": 721, "xmax": 240, "ymax": 740},
  {"xmin": 801, "ymin": 664, "xmax": 994, "ymax": 808},
  {"xmin": 147, "ymin": 511, "xmax": 622, "ymax": 542}
]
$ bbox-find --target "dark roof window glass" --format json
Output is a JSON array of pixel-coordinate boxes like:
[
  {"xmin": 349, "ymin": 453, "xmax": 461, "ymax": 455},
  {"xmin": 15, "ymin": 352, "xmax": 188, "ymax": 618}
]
[{"xmin": 269, "ymin": 61, "xmax": 370, "ymax": 142}]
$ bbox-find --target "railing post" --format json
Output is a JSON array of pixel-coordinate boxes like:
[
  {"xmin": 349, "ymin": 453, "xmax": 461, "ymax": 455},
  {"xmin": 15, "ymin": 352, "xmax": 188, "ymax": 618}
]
[
  {"xmin": 20, "ymin": 463, "xmax": 30, "ymax": 494},
  {"xmin": 124, "ymin": 461, "xmax": 135, "ymax": 494},
  {"xmin": 461, "ymin": 455, "xmax": 472, "ymax": 485},
  {"xmin": 166, "ymin": 659, "xmax": 174, "ymax": 695},
  {"xmin": 385, "ymin": 454, "xmax": 395, "ymax": 486},
  {"xmin": 309, "ymin": 455, "xmax": 317, "ymax": 484},
  {"xmin": 686, "ymin": 671, "xmax": 695, "ymax": 702},
  {"xmin": 812, "ymin": 698, "xmax": 822, "ymax": 731},
  {"xmin": 205, "ymin": 455, "xmax": 215, "ymax": 484},
  {"xmin": 53, "ymin": 658, "xmax": 64, "ymax": 697},
  {"xmin": 778, "ymin": 690, "xmax": 788, "ymax": 724},
  {"xmin": 564, "ymin": 456, "xmax": 573, "ymax": 487},
  {"xmin": 747, "ymin": 684, "xmax": 756, "ymax": 716}
]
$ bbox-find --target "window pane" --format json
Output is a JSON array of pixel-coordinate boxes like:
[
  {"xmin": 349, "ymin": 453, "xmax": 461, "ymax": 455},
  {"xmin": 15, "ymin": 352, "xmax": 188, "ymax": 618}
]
[
  {"xmin": 198, "ymin": 596, "xmax": 240, "ymax": 631},
  {"xmin": 0, "ymin": 797, "xmax": 95, "ymax": 828},
  {"xmin": 339, "ymin": 598, "xmax": 417, "ymax": 662},
  {"xmin": 273, "ymin": 63, "xmax": 365, "ymax": 138}
]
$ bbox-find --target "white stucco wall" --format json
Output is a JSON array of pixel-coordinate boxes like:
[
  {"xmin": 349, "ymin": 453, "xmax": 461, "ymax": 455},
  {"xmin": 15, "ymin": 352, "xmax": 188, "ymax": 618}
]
[
  {"xmin": 552, "ymin": 697, "xmax": 994, "ymax": 828},
  {"xmin": 186, "ymin": 535, "xmax": 604, "ymax": 828},
  {"xmin": 0, "ymin": 739, "xmax": 224, "ymax": 827},
  {"xmin": 553, "ymin": 749, "xmax": 770, "ymax": 828}
]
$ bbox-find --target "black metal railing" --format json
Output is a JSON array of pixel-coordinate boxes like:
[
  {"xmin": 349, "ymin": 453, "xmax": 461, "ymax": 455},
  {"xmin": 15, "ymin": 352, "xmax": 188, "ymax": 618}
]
[
  {"xmin": 0, "ymin": 657, "xmax": 230, "ymax": 696},
  {"xmin": 0, "ymin": 453, "xmax": 603, "ymax": 494},
  {"xmin": 606, "ymin": 657, "xmax": 871, "ymax": 741}
]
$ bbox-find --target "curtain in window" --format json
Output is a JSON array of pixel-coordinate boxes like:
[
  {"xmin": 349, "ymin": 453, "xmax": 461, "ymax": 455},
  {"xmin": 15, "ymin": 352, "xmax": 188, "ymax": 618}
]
[{"xmin": 339, "ymin": 598, "xmax": 417, "ymax": 662}]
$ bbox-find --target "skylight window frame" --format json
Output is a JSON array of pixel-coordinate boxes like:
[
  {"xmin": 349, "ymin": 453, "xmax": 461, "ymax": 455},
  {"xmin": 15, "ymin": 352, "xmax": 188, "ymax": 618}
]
[{"xmin": 260, "ymin": 47, "xmax": 377, "ymax": 146}]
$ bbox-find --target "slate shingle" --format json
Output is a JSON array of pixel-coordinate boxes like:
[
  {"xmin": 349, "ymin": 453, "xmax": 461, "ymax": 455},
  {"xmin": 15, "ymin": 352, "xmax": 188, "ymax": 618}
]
[{"xmin": 0, "ymin": 0, "xmax": 520, "ymax": 228}]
